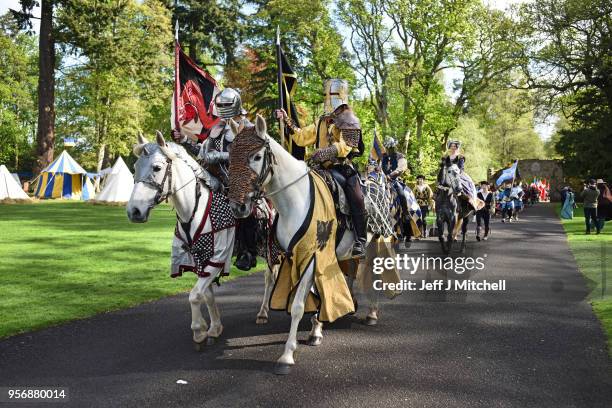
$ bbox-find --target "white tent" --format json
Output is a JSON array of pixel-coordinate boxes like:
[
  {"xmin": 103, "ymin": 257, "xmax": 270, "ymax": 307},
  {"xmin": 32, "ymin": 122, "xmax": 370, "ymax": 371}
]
[
  {"xmin": 94, "ymin": 157, "xmax": 134, "ymax": 203},
  {"xmin": 0, "ymin": 165, "xmax": 30, "ymax": 201}
]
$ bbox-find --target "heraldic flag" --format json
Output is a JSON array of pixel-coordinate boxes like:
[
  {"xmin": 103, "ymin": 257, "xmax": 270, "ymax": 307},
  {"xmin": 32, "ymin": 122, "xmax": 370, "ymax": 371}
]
[
  {"xmin": 369, "ymin": 130, "xmax": 386, "ymax": 162},
  {"xmin": 172, "ymin": 36, "xmax": 220, "ymax": 142},
  {"xmin": 277, "ymin": 34, "xmax": 304, "ymax": 160}
]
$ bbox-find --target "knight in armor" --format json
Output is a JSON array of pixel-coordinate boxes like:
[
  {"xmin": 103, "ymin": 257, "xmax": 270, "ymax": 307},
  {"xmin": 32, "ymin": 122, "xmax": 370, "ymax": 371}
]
[
  {"xmin": 437, "ymin": 140, "xmax": 482, "ymax": 211},
  {"xmin": 381, "ymin": 137, "xmax": 411, "ymax": 241},
  {"xmin": 172, "ymin": 88, "xmax": 260, "ymax": 270},
  {"xmin": 275, "ymin": 79, "xmax": 367, "ymax": 258}
]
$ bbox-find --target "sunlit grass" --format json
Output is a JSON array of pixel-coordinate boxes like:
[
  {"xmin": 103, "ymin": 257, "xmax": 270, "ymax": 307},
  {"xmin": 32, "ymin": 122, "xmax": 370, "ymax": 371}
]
[
  {"xmin": 557, "ymin": 203, "xmax": 612, "ymax": 354},
  {"xmin": 0, "ymin": 201, "xmax": 262, "ymax": 339}
]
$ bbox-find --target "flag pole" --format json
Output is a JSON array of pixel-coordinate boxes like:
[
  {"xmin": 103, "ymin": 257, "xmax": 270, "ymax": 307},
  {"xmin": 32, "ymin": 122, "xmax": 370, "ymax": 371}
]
[
  {"xmin": 511, "ymin": 159, "xmax": 519, "ymax": 187},
  {"xmin": 173, "ymin": 19, "xmax": 180, "ymax": 131},
  {"xmin": 276, "ymin": 25, "xmax": 285, "ymax": 150}
]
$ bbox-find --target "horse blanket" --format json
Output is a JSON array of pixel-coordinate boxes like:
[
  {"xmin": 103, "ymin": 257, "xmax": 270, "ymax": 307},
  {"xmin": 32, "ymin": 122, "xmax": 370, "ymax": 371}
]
[
  {"xmin": 171, "ymin": 190, "xmax": 235, "ymax": 278},
  {"xmin": 270, "ymin": 171, "xmax": 354, "ymax": 323}
]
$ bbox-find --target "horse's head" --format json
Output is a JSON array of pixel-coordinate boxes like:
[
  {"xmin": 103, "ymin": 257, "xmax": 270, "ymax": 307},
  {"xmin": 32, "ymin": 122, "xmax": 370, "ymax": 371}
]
[
  {"xmin": 227, "ymin": 114, "xmax": 274, "ymax": 218},
  {"xmin": 442, "ymin": 163, "xmax": 462, "ymax": 195},
  {"xmin": 127, "ymin": 131, "xmax": 178, "ymax": 223}
]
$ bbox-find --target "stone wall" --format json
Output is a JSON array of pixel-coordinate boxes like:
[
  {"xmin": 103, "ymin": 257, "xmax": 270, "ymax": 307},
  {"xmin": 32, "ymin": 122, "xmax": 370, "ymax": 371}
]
[{"xmin": 489, "ymin": 159, "xmax": 565, "ymax": 202}]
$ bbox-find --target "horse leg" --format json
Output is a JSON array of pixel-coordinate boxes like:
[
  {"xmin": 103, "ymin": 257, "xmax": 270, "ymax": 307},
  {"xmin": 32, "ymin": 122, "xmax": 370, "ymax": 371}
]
[
  {"xmin": 256, "ymin": 264, "xmax": 278, "ymax": 324},
  {"xmin": 447, "ymin": 217, "xmax": 455, "ymax": 253},
  {"xmin": 437, "ymin": 216, "xmax": 446, "ymax": 253},
  {"xmin": 460, "ymin": 216, "xmax": 469, "ymax": 253},
  {"xmin": 275, "ymin": 260, "xmax": 314, "ymax": 375},
  {"xmin": 365, "ymin": 285, "xmax": 379, "ymax": 326},
  {"xmin": 308, "ymin": 314, "xmax": 324, "ymax": 346},
  {"xmin": 189, "ymin": 275, "xmax": 216, "ymax": 350},
  {"xmin": 202, "ymin": 284, "xmax": 223, "ymax": 345},
  {"xmin": 198, "ymin": 227, "xmax": 233, "ymax": 347}
]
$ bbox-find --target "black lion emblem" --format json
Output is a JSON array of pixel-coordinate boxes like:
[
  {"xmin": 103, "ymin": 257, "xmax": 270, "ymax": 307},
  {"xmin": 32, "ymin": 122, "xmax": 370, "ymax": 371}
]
[{"xmin": 316, "ymin": 220, "xmax": 333, "ymax": 251}]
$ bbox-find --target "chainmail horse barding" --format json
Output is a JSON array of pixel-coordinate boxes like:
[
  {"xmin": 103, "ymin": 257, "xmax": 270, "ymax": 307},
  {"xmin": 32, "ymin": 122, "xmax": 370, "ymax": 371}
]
[
  {"xmin": 435, "ymin": 163, "xmax": 474, "ymax": 254},
  {"xmin": 127, "ymin": 132, "xmax": 235, "ymax": 350}
]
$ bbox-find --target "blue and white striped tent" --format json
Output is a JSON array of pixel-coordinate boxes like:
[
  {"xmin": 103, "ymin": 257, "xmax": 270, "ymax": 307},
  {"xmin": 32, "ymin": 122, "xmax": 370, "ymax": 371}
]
[{"xmin": 34, "ymin": 150, "xmax": 93, "ymax": 200}]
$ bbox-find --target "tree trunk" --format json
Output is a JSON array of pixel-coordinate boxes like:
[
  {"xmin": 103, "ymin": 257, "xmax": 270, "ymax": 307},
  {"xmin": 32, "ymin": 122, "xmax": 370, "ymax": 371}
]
[
  {"xmin": 95, "ymin": 143, "xmax": 106, "ymax": 192},
  {"xmin": 189, "ymin": 39, "xmax": 197, "ymax": 62},
  {"xmin": 34, "ymin": 0, "xmax": 55, "ymax": 175},
  {"xmin": 416, "ymin": 113, "xmax": 424, "ymax": 163}
]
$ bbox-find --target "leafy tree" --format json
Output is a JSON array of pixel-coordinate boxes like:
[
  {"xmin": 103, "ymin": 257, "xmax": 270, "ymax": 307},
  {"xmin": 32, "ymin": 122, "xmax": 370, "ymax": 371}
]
[
  {"xmin": 0, "ymin": 14, "xmax": 38, "ymax": 171},
  {"xmin": 170, "ymin": 0, "xmax": 246, "ymax": 65},
  {"xmin": 56, "ymin": 0, "xmax": 172, "ymax": 180},
  {"xmin": 12, "ymin": 0, "xmax": 63, "ymax": 174}
]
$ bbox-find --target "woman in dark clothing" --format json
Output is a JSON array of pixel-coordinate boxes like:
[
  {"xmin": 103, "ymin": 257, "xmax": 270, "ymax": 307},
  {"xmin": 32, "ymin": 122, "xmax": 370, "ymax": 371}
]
[
  {"xmin": 596, "ymin": 179, "xmax": 612, "ymax": 231},
  {"xmin": 476, "ymin": 181, "xmax": 495, "ymax": 241}
]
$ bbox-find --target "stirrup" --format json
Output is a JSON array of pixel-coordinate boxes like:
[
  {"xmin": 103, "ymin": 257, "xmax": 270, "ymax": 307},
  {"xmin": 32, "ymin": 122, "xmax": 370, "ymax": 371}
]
[{"xmin": 351, "ymin": 242, "xmax": 366, "ymax": 258}]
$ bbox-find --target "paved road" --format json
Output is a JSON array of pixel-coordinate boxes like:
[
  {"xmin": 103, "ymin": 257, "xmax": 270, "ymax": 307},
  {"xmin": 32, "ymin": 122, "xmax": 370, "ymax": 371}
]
[{"xmin": 1, "ymin": 204, "xmax": 611, "ymax": 407}]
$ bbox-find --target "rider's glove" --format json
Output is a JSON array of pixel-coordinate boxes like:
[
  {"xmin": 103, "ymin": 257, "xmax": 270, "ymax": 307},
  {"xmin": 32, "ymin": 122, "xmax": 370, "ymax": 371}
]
[
  {"xmin": 171, "ymin": 129, "xmax": 186, "ymax": 143},
  {"xmin": 311, "ymin": 145, "xmax": 338, "ymax": 164},
  {"xmin": 201, "ymin": 150, "xmax": 229, "ymax": 165}
]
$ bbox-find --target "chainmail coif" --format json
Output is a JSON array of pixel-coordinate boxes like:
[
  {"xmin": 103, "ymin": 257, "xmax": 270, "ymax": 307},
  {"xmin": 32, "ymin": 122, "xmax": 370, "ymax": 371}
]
[{"xmin": 227, "ymin": 126, "xmax": 266, "ymax": 204}]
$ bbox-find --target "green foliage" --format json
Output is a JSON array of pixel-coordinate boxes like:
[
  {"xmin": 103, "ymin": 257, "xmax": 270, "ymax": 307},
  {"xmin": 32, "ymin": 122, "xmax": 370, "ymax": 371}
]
[
  {"xmin": 56, "ymin": 0, "xmax": 172, "ymax": 170},
  {"xmin": 449, "ymin": 117, "xmax": 490, "ymax": 182},
  {"xmin": 558, "ymin": 203, "xmax": 612, "ymax": 354},
  {"xmin": 518, "ymin": 0, "xmax": 612, "ymax": 180},
  {"xmin": 171, "ymin": 0, "xmax": 245, "ymax": 64},
  {"xmin": 0, "ymin": 14, "xmax": 38, "ymax": 171}
]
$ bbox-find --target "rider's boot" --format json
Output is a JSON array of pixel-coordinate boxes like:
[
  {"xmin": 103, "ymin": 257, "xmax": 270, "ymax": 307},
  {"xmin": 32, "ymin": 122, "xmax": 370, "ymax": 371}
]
[
  {"xmin": 345, "ymin": 173, "xmax": 367, "ymax": 259},
  {"xmin": 235, "ymin": 252, "xmax": 253, "ymax": 271}
]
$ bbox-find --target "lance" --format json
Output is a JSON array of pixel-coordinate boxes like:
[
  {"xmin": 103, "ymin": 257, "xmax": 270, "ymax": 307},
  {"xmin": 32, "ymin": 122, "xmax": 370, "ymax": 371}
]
[
  {"xmin": 173, "ymin": 19, "xmax": 180, "ymax": 131},
  {"xmin": 276, "ymin": 25, "xmax": 285, "ymax": 150}
]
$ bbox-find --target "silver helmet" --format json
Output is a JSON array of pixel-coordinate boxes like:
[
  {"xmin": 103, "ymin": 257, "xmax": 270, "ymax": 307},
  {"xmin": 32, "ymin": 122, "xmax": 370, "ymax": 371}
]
[
  {"xmin": 323, "ymin": 79, "xmax": 349, "ymax": 114},
  {"xmin": 214, "ymin": 88, "xmax": 247, "ymax": 119},
  {"xmin": 383, "ymin": 137, "xmax": 398, "ymax": 149}
]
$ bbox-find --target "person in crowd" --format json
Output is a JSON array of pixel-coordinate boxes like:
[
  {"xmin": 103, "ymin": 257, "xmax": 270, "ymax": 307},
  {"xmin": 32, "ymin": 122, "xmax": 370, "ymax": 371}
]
[
  {"xmin": 581, "ymin": 179, "xmax": 601, "ymax": 234},
  {"xmin": 596, "ymin": 179, "xmax": 612, "ymax": 232},
  {"xmin": 414, "ymin": 175, "xmax": 434, "ymax": 238},
  {"xmin": 476, "ymin": 181, "xmax": 495, "ymax": 241},
  {"xmin": 560, "ymin": 187, "xmax": 575, "ymax": 219}
]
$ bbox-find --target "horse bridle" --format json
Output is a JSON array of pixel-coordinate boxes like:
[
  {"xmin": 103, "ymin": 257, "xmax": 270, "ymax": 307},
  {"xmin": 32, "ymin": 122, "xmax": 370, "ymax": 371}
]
[
  {"xmin": 251, "ymin": 139, "xmax": 276, "ymax": 200},
  {"xmin": 134, "ymin": 155, "xmax": 201, "ymax": 224},
  {"xmin": 135, "ymin": 157, "xmax": 174, "ymax": 205}
]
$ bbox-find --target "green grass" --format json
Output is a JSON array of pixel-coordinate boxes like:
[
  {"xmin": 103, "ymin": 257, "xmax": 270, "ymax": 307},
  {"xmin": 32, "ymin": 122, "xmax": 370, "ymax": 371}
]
[
  {"xmin": 557, "ymin": 203, "xmax": 612, "ymax": 354},
  {"xmin": 0, "ymin": 201, "xmax": 264, "ymax": 339}
]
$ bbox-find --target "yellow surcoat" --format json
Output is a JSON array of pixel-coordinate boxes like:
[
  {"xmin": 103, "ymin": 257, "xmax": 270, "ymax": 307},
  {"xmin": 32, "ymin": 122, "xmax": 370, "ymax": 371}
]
[{"xmin": 269, "ymin": 171, "xmax": 355, "ymax": 322}]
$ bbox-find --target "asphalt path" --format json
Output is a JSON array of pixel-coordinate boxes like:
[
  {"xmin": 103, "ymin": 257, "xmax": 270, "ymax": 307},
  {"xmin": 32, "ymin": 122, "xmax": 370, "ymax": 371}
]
[{"xmin": 1, "ymin": 203, "xmax": 611, "ymax": 407}]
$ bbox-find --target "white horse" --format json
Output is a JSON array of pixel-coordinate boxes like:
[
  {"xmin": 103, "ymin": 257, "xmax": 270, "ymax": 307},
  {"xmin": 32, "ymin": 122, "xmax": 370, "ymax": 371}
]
[
  {"xmin": 226, "ymin": 116, "xmax": 386, "ymax": 375},
  {"xmin": 127, "ymin": 132, "xmax": 235, "ymax": 349}
]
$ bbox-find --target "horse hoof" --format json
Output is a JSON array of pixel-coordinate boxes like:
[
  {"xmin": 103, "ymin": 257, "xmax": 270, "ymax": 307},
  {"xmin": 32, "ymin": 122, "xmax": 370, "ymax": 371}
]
[
  {"xmin": 194, "ymin": 341, "xmax": 206, "ymax": 352},
  {"xmin": 256, "ymin": 316, "xmax": 269, "ymax": 325},
  {"xmin": 308, "ymin": 335, "xmax": 322, "ymax": 346},
  {"xmin": 206, "ymin": 336, "xmax": 218, "ymax": 346},
  {"xmin": 274, "ymin": 363, "xmax": 292, "ymax": 375},
  {"xmin": 365, "ymin": 317, "xmax": 378, "ymax": 326}
]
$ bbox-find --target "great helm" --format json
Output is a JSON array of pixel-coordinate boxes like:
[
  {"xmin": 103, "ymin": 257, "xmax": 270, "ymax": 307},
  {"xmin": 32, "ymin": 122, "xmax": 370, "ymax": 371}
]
[
  {"xmin": 323, "ymin": 79, "xmax": 350, "ymax": 114},
  {"xmin": 214, "ymin": 88, "xmax": 247, "ymax": 119}
]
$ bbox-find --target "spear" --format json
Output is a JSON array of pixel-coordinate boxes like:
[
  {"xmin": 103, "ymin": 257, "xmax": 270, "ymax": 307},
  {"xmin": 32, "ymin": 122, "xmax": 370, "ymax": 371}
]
[
  {"xmin": 276, "ymin": 25, "xmax": 285, "ymax": 149},
  {"xmin": 173, "ymin": 19, "xmax": 180, "ymax": 131}
]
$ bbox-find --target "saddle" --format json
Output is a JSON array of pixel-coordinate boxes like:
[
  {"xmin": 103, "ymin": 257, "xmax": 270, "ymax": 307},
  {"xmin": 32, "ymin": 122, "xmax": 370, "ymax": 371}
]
[{"xmin": 312, "ymin": 167, "xmax": 350, "ymax": 216}]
